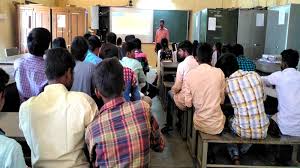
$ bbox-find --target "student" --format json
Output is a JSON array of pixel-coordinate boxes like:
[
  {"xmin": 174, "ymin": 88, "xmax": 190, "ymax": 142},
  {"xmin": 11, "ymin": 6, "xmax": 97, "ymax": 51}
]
[
  {"xmin": 120, "ymin": 35, "xmax": 136, "ymax": 59},
  {"xmin": 70, "ymin": 36, "xmax": 95, "ymax": 96},
  {"xmin": 232, "ymin": 44, "xmax": 256, "ymax": 71},
  {"xmin": 84, "ymin": 35, "xmax": 102, "ymax": 65},
  {"xmin": 52, "ymin": 37, "xmax": 67, "ymax": 49},
  {"xmin": 134, "ymin": 38, "xmax": 149, "ymax": 74},
  {"xmin": 185, "ymin": 43, "xmax": 226, "ymax": 135},
  {"xmin": 120, "ymin": 40, "xmax": 146, "ymax": 89},
  {"xmin": 155, "ymin": 19, "xmax": 170, "ymax": 44},
  {"xmin": 100, "ymin": 32, "xmax": 119, "ymax": 59},
  {"xmin": 157, "ymin": 38, "xmax": 173, "ymax": 71},
  {"xmin": 221, "ymin": 44, "xmax": 233, "ymax": 54},
  {"xmin": 0, "ymin": 68, "xmax": 27, "ymax": 168},
  {"xmin": 85, "ymin": 58, "xmax": 164, "ymax": 167},
  {"xmin": 117, "ymin": 37, "xmax": 122, "ymax": 47},
  {"xmin": 19, "ymin": 48, "xmax": 98, "ymax": 167},
  {"xmin": 216, "ymin": 53, "xmax": 269, "ymax": 165},
  {"xmin": 14, "ymin": 27, "xmax": 51, "ymax": 102},
  {"xmin": 211, "ymin": 42, "xmax": 222, "ymax": 66}
]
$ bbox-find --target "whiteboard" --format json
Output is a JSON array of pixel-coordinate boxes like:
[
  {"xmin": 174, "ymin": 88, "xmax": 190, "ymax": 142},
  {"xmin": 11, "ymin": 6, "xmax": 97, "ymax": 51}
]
[{"xmin": 110, "ymin": 7, "xmax": 153, "ymax": 43}]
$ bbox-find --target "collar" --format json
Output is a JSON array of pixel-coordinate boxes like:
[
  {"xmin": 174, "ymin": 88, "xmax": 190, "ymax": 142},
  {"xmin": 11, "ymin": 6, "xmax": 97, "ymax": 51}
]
[
  {"xmin": 99, "ymin": 97, "xmax": 125, "ymax": 115},
  {"xmin": 229, "ymin": 70, "xmax": 246, "ymax": 79},
  {"xmin": 27, "ymin": 53, "xmax": 44, "ymax": 60},
  {"xmin": 44, "ymin": 84, "xmax": 68, "ymax": 92},
  {"xmin": 282, "ymin": 68, "xmax": 297, "ymax": 72}
]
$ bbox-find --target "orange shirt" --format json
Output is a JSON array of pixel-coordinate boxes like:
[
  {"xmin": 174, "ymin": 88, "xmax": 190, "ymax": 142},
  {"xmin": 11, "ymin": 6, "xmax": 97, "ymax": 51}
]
[{"xmin": 155, "ymin": 27, "xmax": 170, "ymax": 44}]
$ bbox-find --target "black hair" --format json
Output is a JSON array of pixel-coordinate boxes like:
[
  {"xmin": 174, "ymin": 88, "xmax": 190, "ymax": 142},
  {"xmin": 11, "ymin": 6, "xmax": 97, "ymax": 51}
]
[
  {"xmin": 161, "ymin": 38, "xmax": 169, "ymax": 49},
  {"xmin": 52, "ymin": 37, "xmax": 67, "ymax": 49},
  {"xmin": 232, "ymin": 44, "xmax": 244, "ymax": 57},
  {"xmin": 0, "ymin": 68, "xmax": 9, "ymax": 93},
  {"xmin": 71, "ymin": 36, "xmax": 89, "ymax": 61},
  {"xmin": 281, "ymin": 49, "xmax": 300, "ymax": 68},
  {"xmin": 100, "ymin": 43, "xmax": 119, "ymax": 59},
  {"xmin": 221, "ymin": 44, "xmax": 233, "ymax": 54},
  {"xmin": 84, "ymin": 33, "xmax": 92, "ymax": 41},
  {"xmin": 125, "ymin": 35, "xmax": 135, "ymax": 43},
  {"xmin": 45, "ymin": 48, "xmax": 76, "ymax": 80},
  {"xmin": 196, "ymin": 43, "xmax": 213, "ymax": 64},
  {"xmin": 178, "ymin": 40, "xmax": 193, "ymax": 55},
  {"xmin": 93, "ymin": 58, "xmax": 124, "ymax": 98},
  {"xmin": 160, "ymin": 19, "xmax": 165, "ymax": 24},
  {"xmin": 215, "ymin": 42, "xmax": 222, "ymax": 57},
  {"xmin": 117, "ymin": 37, "xmax": 122, "ymax": 46},
  {"xmin": 126, "ymin": 40, "xmax": 137, "ymax": 52},
  {"xmin": 27, "ymin": 27, "xmax": 51, "ymax": 56},
  {"xmin": 106, "ymin": 32, "xmax": 117, "ymax": 45},
  {"xmin": 215, "ymin": 53, "xmax": 239, "ymax": 77},
  {"xmin": 88, "ymin": 35, "xmax": 102, "ymax": 52},
  {"xmin": 133, "ymin": 38, "xmax": 142, "ymax": 50},
  {"xmin": 192, "ymin": 40, "xmax": 199, "ymax": 56}
]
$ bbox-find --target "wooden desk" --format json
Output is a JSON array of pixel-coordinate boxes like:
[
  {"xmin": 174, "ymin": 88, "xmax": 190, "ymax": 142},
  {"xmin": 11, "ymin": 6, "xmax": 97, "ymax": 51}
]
[
  {"xmin": 255, "ymin": 61, "xmax": 281, "ymax": 75},
  {"xmin": 160, "ymin": 62, "xmax": 179, "ymax": 69},
  {"xmin": 0, "ymin": 54, "xmax": 26, "ymax": 65},
  {"xmin": 0, "ymin": 112, "xmax": 24, "ymax": 139}
]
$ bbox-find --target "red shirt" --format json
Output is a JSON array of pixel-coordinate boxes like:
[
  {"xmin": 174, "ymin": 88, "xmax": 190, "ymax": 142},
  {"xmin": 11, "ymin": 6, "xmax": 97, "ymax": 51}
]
[{"xmin": 155, "ymin": 27, "xmax": 170, "ymax": 44}]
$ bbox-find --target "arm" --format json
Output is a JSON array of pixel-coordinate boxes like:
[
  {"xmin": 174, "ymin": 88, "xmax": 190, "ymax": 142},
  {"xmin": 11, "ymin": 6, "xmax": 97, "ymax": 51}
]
[
  {"xmin": 184, "ymin": 77, "xmax": 193, "ymax": 108},
  {"xmin": 261, "ymin": 72, "xmax": 280, "ymax": 87},
  {"xmin": 166, "ymin": 29, "xmax": 170, "ymax": 42},
  {"xmin": 83, "ymin": 96, "xmax": 99, "ymax": 127},
  {"xmin": 220, "ymin": 73, "xmax": 226, "ymax": 105},
  {"xmin": 137, "ymin": 68, "xmax": 146, "ymax": 86}
]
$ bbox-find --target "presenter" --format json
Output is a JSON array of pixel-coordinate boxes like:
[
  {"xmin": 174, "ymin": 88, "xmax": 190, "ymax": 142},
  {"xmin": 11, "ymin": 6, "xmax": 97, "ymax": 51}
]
[{"xmin": 155, "ymin": 19, "xmax": 170, "ymax": 44}]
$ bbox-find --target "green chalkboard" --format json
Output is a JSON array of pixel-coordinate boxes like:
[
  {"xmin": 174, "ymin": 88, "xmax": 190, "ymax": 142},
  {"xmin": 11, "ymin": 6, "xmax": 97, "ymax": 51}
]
[{"xmin": 153, "ymin": 10, "xmax": 189, "ymax": 43}]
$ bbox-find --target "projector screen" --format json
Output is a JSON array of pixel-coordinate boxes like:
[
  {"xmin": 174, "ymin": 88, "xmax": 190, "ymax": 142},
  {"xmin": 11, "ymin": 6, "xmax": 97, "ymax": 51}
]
[{"xmin": 110, "ymin": 7, "xmax": 154, "ymax": 43}]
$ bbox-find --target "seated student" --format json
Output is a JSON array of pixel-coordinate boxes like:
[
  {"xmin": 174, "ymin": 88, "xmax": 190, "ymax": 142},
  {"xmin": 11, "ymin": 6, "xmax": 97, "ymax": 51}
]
[
  {"xmin": 100, "ymin": 32, "xmax": 119, "ymax": 59},
  {"xmin": 120, "ymin": 35, "xmax": 136, "ymax": 59},
  {"xmin": 232, "ymin": 44, "xmax": 256, "ymax": 71},
  {"xmin": 211, "ymin": 42, "xmax": 222, "ymax": 66},
  {"xmin": 121, "ymin": 40, "xmax": 146, "ymax": 89},
  {"xmin": 70, "ymin": 36, "xmax": 95, "ymax": 96},
  {"xmin": 216, "ymin": 53, "xmax": 269, "ymax": 165},
  {"xmin": 0, "ymin": 68, "xmax": 27, "ymax": 168},
  {"xmin": 19, "ymin": 48, "xmax": 98, "ymax": 167},
  {"xmin": 84, "ymin": 35, "xmax": 102, "ymax": 65},
  {"xmin": 157, "ymin": 38, "xmax": 173, "ymax": 69},
  {"xmin": 52, "ymin": 37, "xmax": 67, "ymax": 49},
  {"xmin": 185, "ymin": 43, "xmax": 226, "ymax": 135},
  {"xmin": 85, "ymin": 58, "xmax": 164, "ymax": 167},
  {"xmin": 134, "ymin": 38, "xmax": 149, "ymax": 74},
  {"xmin": 117, "ymin": 37, "xmax": 122, "ymax": 47},
  {"xmin": 14, "ymin": 27, "xmax": 51, "ymax": 102}
]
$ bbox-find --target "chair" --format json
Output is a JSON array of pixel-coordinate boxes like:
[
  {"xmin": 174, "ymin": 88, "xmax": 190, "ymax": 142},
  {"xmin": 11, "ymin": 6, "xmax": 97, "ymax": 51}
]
[{"xmin": 4, "ymin": 47, "xmax": 19, "ymax": 57}]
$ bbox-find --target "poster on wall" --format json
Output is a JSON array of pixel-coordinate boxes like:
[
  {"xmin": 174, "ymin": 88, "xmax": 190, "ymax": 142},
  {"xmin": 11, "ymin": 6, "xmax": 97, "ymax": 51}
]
[
  {"xmin": 208, "ymin": 17, "xmax": 216, "ymax": 31},
  {"xmin": 57, "ymin": 15, "xmax": 66, "ymax": 28},
  {"xmin": 278, "ymin": 10, "xmax": 285, "ymax": 25},
  {"xmin": 256, "ymin": 13, "xmax": 264, "ymax": 27}
]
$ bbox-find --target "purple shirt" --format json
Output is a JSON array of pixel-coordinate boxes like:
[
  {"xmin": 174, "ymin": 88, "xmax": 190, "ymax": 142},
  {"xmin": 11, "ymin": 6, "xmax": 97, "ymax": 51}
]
[{"xmin": 14, "ymin": 54, "xmax": 47, "ymax": 102}]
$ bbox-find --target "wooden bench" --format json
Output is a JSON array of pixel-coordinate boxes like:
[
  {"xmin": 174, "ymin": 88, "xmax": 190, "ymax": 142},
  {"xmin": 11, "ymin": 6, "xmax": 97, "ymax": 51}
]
[{"xmin": 197, "ymin": 132, "xmax": 300, "ymax": 168}]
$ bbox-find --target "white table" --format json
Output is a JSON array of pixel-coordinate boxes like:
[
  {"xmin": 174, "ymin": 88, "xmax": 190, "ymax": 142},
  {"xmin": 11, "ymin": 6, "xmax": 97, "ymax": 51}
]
[{"xmin": 0, "ymin": 112, "xmax": 23, "ymax": 138}]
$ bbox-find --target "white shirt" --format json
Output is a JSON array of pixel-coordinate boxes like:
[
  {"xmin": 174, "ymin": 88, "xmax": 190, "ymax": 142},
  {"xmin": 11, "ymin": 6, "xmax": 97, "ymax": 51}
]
[
  {"xmin": 19, "ymin": 84, "xmax": 98, "ymax": 167},
  {"xmin": 262, "ymin": 68, "xmax": 300, "ymax": 136},
  {"xmin": 211, "ymin": 51, "xmax": 218, "ymax": 67}
]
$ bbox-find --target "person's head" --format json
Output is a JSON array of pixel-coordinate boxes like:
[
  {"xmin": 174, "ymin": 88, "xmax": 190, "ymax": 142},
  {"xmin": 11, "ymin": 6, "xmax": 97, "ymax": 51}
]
[
  {"xmin": 106, "ymin": 32, "xmax": 117, "ymax": 45},
  {"xmin": 71, "ymin": 36, "xmax": 89, "ymax": 61},
  {"xmin": 160, "ymin": 19, "xmax": 165, "ymax": 28},
  {"xmin": 100, "ymin": 43, "xmax": 119, "ymax": 59},
  {"xmin": 161, "ymin": 38, "xmax": 169, "ymax": 50},
  {"xmin": 133, "ymin": 38, "xmax": 142, "ymax": 50},
  {"xmin": 280, "ymin": 49, "xmax": 300, "ymax": 69},
  {"xmin": 213, "ymin": 42, "xmax": 222, "ymax": 52},
  {"xmin": 88, "ymin": 35, "xmax": 102, "ymax": 55},
  {"xmin": 52, "ymin": 37, "xmax": 67, "ymax": 49},
  {"xmin": 93, "ymin": 58, "xmax": 124, "ymax": 102},
  {"xmin": 192, "ymin": 40, "xmax": 199, "ymax": 56},
  {"xmin": 126, "ymin": 40, "xmax": 137, "ymax": 58},
  {"xmin": 83, "ymin": 33, "xmax": 92, "ymax": 41},
  {"xmin": 27, "ymin": 27, "xmax": 51, "ymax": 56},
  {"xmin": 117, "ymin": 37, "xmax": 122, "ymax": 46},
  {"xmin": 215, "ymin": 53, "xmax": 239, "ymax": 77},
  {"xmin": 232, "ymin": 44, "xmax": 244, "ymax": 57},
  {"xmin": 0, "ymin": 68, "xmax": 9, "ymax": 111},
  {"xmin": 45, "ymin": 48, "xmax": 76, "ymax": 90},
  {"xmin": 196, "ymin": 43, "xmax": 213, "ymax": 64},
  {"xmin": 221, "ymin": 44, "xmax": 233, "ymax": 54},
  {"xmin": 125, "ymin": 35, "xmax": 135, "ymax": 43},
  {"xmin": 177, "ymin": 40, "xmax": 193, "ymax": 58}
]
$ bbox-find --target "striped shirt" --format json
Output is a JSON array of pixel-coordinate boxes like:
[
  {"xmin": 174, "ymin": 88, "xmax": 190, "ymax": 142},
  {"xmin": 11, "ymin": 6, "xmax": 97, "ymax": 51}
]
[{"xmin": 226, "ymin": 70, "xmax": 269, "ymax": 139}]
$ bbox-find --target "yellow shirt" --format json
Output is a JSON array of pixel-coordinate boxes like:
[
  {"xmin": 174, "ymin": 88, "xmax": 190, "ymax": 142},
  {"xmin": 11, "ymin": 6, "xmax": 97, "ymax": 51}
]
[
  {"xmin": 19, "ymin": 84, "xmax": 98, "ymax": 168},
  {"xmin": 184, "ymin": 64, "xmax": 226, "ymax": 135}
]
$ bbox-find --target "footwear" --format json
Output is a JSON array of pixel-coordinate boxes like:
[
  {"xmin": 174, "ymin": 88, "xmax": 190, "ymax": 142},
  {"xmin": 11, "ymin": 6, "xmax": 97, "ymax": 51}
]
[{"xmin": 232, "ymin": 155, "xmax": 240, "ymax": 165}]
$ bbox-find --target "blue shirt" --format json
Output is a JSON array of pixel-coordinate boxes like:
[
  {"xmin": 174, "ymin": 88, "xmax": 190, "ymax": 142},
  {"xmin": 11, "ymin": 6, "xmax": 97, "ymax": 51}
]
[
  {"xmin": 236, "ymin": 55, "xmax": 256, "ymax": 71},
  {"xmin": 0, "ymin": 132, "xmax": 27, "ymax": 168},
  {"xmin": 84, "ymin": 50, "xmax": 102, "ymax": 65}
]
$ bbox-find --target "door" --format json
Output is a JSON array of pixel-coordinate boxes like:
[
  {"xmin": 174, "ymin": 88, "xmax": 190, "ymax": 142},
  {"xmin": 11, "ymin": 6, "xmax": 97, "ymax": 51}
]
[
  {"xmin": 52, "ymin": 8, "xmax": 69, "ymax": 47},
  {"xmin": 69, "ymin": 8, "xmax": 87, "ymax": 47},
  {"xmin": 237, "ymin": 9, "xmax": 253, "ymax": 58},
  {"xmin": 33, "ymin": 6, "xmax": 50, "ymax": 30},
  {"xmin": 18, "ymin": 6, "xmax": 34, "ymax": 53}
]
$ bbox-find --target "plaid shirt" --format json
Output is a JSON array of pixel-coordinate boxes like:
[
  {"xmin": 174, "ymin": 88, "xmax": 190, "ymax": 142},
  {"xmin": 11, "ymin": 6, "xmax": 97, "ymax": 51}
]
[
  {"xmin": 85, "ymin": 97, "xmax": 164, "ymax": 168},
  {"xmin": 236, "ymin": 56, "xmax": 256, "ymax": 71},
  {"xmin": 123, "ymin": 67, "xmax": 137, "ymax": 87},
  {"xmin": 226, "ymin": 70, "xmax": 269, "ymax": 139},
  {"xmin": 14, "ymin": 54, "xmax": 47, "ymax": 102}
]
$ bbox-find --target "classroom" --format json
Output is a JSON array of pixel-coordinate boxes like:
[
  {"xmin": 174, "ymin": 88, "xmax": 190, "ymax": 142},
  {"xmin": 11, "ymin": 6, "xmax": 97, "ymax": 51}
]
[{"xmin": 0, "ymin": 0, "xmax": 300, "ymax": 167}]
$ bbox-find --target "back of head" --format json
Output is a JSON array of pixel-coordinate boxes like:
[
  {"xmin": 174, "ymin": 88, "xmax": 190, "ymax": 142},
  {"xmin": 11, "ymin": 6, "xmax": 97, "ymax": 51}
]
[
  {"xmin": 126, "ymin": 40, "xmax": 137, "ymax": 53},
  {"xmin": 192, "ymin": 40, "xmax": 199, "ymax": 56},
  {"xmin": 71, "ymin": 36, "xmax": 89, "ymax": 61},
  {"xmin": 106, "ymin": 32, "xmax": 117, "ymax": 45},
  {"xmin": 0, "ymin": 68, "xmax": 9, "ymax": 93},
  {"xmin": 215, "ymin": 42, "xmax": 222, "ymax": 52},
  {"xmin": 100, "ymin": 43, "xmax": 119, "ymax": 59},
  {"xmin": 93, "ymin": 58, "xmax": 124, "ymax": 99},
  {"xmin": 52, "ymin": 37, "xmax": 67, "ymax": 49},
  {"xmin": 161, "ymin": 38, "xmax": 169, "ymax": 49},
  {"xmin": 88, "ymin": 35, "xmax": 102, "ymax": 52},
  {"xmin": 215, "ymin": 53, "xmax": 239, "ymax": 77},
  {"xmin": 196, "ymin": 43, "xmax": 213, "ymax": 64},
  {"xmin": 117, "ymin": 37, "xmax": 122, "ymax": 46},
  {"xmin": 84, "ymin": 33, "xmax": 92, "ymax": 41},
  {"xmin": 125, "ymin": 35, "xmax": 135, "ymax": 43},
  {"xmin": 281, "ymin": 49, "xmax": 300, "ymax": 68},
  {"xmin": 133, "ymin": 38, "xmax": 142, "ymax": 50},
  {"xmin": 221, "ymin": 44, "xmax": 233, "ymax": 54},
  {"xmin": 178, "ymin": 40, "xmax": 193, "ymax": 55},
  {"xmin": 232, "ymin": 44, "xmax": 244, "ymax": 57},
  {"xmin": 27, "ymin": 27, "xmax": 51, "ymax": 56},
  {"xmin": 45, "ymin": 48, "xmax": 75, "ymax": 81}
]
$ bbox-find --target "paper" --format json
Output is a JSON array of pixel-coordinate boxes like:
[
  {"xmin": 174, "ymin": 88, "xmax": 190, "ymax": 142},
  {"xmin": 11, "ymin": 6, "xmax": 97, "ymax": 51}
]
[
  {"xmin": 57, "ymin": 15, "xmax": 66, "ymax": 28},
  {"xmin": 278, "ymin": 10, "xmax": 285, "ymax": 25},
  {"xmin": 256, "ymin": 13, "xmax": 264, "ymax": 27},
  {"xmin": 208, "ymin": 17, "xmax": 216, "ymax": 31}
]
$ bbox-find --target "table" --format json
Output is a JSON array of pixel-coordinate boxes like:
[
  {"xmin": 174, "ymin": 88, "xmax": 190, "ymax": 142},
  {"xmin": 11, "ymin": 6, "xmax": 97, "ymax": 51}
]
[
  {"xmin": 0, "ymin": 112, "xmax": 24, "ymax": 139},
  {"xmin": 0, "ymin": 54, "xmax": 26, "ymax": 65},
  {"xmin": 255, "ymin": 61, "xmax": 281, "ymax": 75}
]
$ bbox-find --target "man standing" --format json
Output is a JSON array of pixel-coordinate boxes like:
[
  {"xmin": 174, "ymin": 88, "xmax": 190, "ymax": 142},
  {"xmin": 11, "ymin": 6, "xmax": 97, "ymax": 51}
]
[{"xmin": 155, "ymin": 19, "xmax": 170, "ymax": 44}]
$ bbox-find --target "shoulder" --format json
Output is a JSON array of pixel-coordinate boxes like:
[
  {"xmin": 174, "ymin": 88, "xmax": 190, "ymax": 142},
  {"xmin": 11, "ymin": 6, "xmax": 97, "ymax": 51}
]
[
  {"xmin": 68, "ymin": 91, "xmax": 97, "ymax": 106},
  {"xmin": 0, "ymin": 135, "xmax": 23, "ymax": 152}
]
